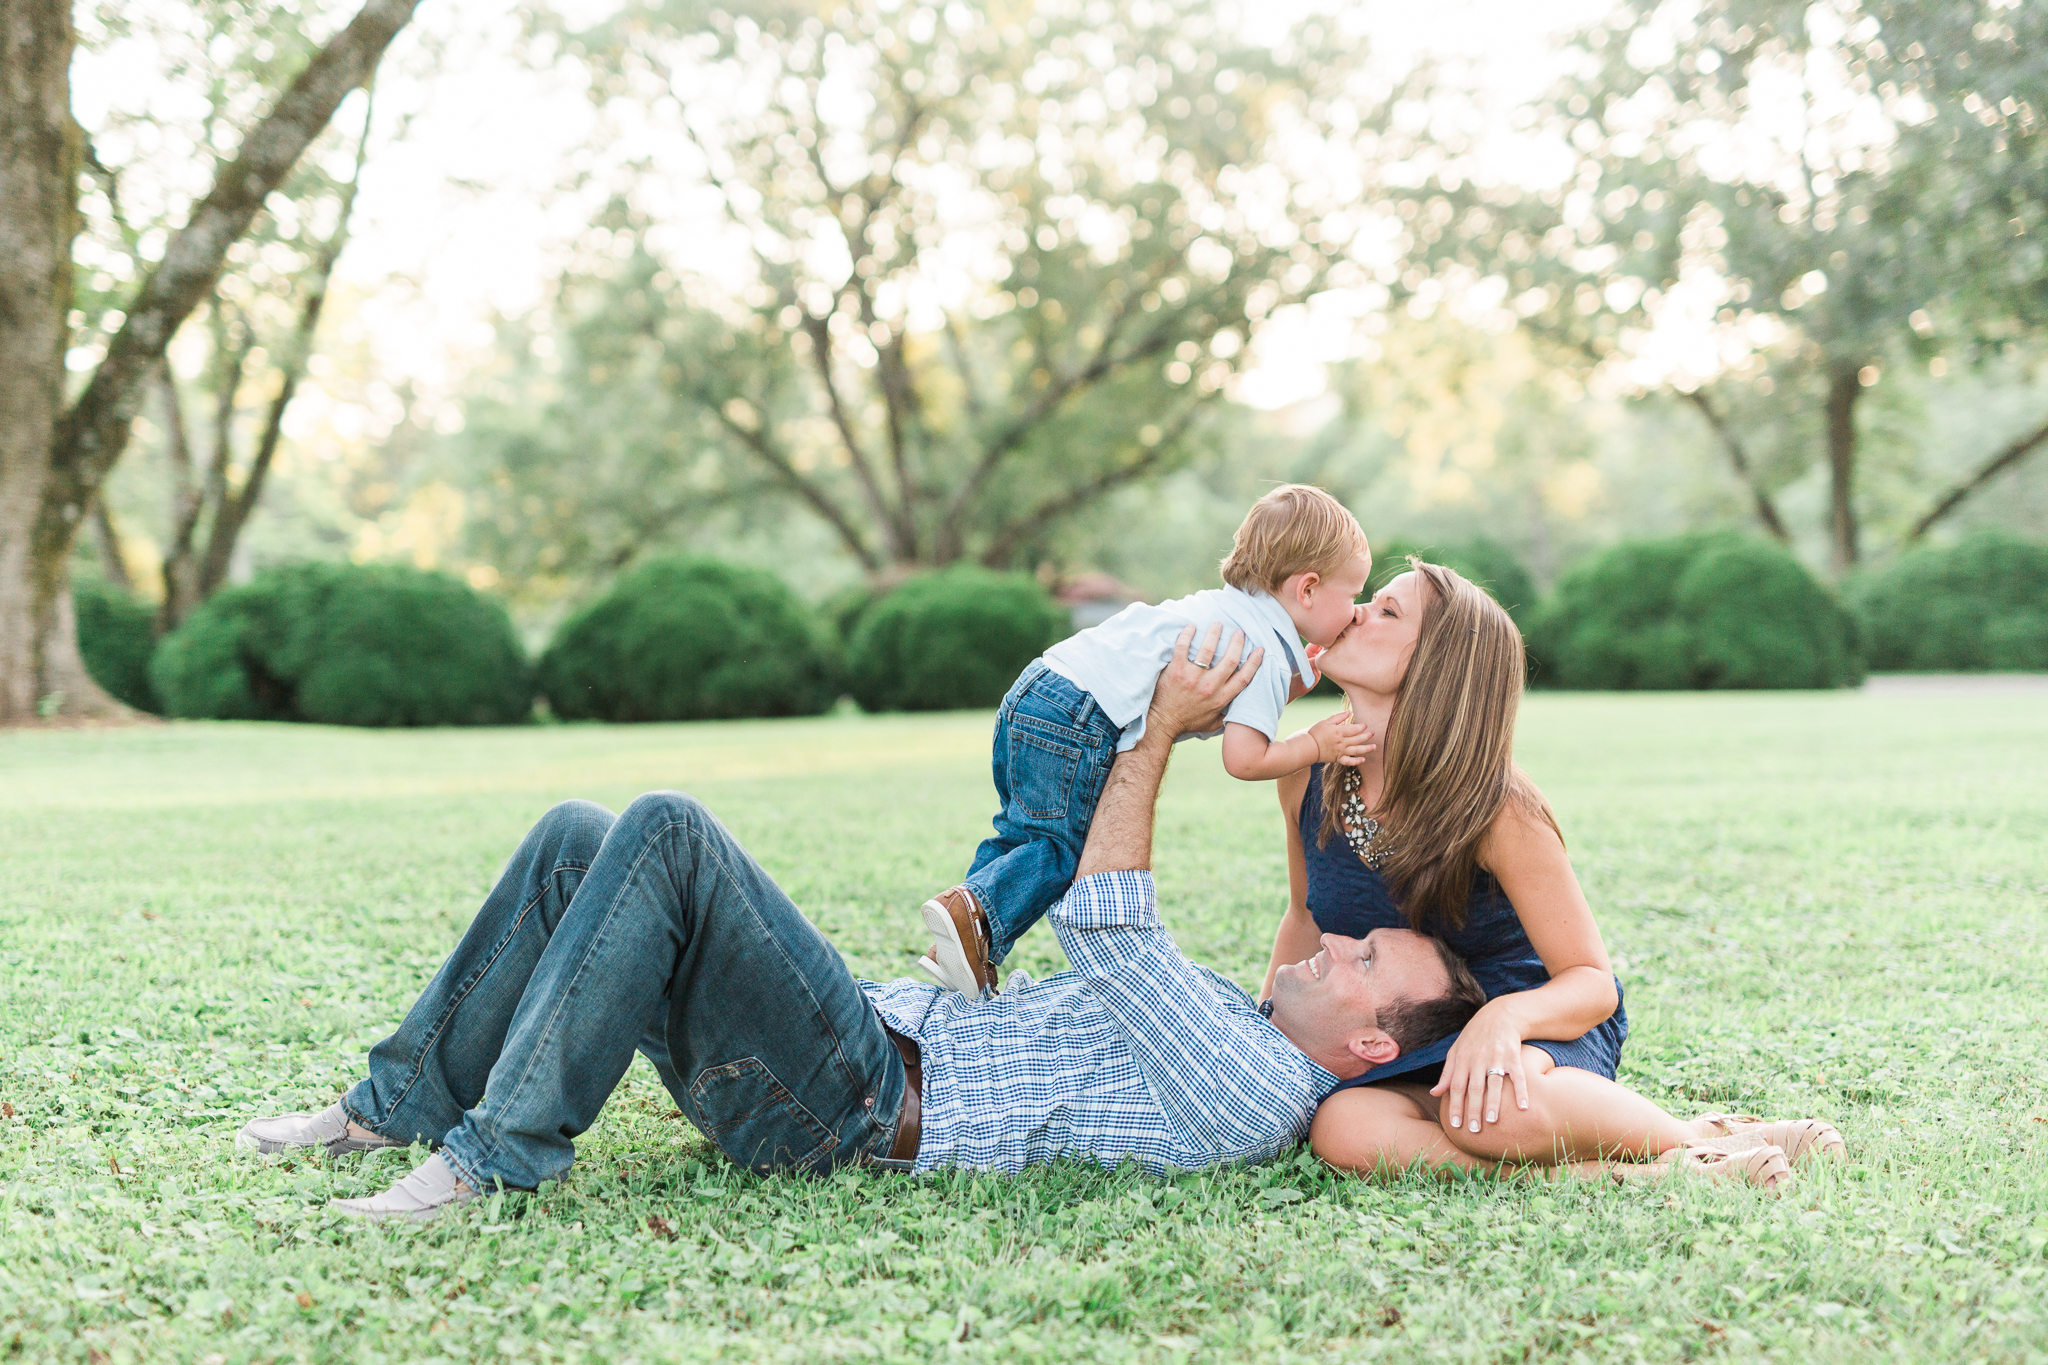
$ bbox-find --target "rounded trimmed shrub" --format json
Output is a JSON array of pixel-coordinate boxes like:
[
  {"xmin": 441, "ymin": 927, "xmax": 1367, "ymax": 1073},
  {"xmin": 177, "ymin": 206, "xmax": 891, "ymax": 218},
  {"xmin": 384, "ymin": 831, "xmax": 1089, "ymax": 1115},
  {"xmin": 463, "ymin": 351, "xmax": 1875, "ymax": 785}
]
[
  {"xmin": 849, "ymin": 566, "xmax": 1067, "ymax": 712},
  {"xmin": 1844, "ymin": 529, "xmax": 2048, "ymax": 671},
  {"xmin": 538, "ymin": 555, "xmax": 839, "ymax": 722},
  {"xmin": 1369, "ymin": 536, "xmax": 1539, "ymax": 622},
  {"xmin": 152, "ymin": 561, "xmax": 533, "ymax": 726},
  {"xmin": 1525, "ymin": 532, "xmax": 1861, "ymax": 690},
  {"xmin": 73, "ymin": 575, "xmax": 159, "ymax": 713},
  {"xmin": 819, "ymin": 580, "xmax": 881, "ymax": 645}
]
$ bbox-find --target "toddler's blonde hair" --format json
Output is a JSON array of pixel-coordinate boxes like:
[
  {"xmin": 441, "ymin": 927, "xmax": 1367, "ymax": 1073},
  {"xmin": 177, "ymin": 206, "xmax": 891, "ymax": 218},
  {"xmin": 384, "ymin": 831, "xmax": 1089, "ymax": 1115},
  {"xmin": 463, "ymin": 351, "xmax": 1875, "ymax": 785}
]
[{"xmin": 1219, "ymin": 484, "xmax": 1369, "ymax": 593}]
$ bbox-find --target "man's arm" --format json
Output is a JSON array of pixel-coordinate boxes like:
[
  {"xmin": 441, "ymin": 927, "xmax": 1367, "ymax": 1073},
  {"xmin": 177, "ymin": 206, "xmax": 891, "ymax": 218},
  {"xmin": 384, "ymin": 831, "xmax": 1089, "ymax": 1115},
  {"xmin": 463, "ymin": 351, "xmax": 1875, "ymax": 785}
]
[
  {"xmin": 1053, "ymin": 626, "xmax": 1329, "ymax": 1169},
  {"xmin": 1075, "ymin": 623, "xmax": 1263, "ymax": 880},
  {"xmin": 1051, "ymin": 870, "xmax": 1325, "ymax": 1165}
]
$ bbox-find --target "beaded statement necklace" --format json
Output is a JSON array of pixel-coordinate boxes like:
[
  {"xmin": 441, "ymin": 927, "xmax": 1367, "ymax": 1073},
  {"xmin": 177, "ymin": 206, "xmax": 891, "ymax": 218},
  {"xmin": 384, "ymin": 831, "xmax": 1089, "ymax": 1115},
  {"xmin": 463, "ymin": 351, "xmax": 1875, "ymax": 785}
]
[{"xmin": 1337, "ymin": 767, "xmax": 1394, "ymax": 869}]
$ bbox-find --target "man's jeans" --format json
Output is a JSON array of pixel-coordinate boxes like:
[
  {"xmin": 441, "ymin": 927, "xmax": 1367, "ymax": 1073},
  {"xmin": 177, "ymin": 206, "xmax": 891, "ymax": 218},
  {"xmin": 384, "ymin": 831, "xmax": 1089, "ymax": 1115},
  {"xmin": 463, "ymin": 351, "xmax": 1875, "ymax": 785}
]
[
  {"xmin": 962, "ymin": 662, "xmax": 1119, "ymax": 963},
  {"xmin": 341, "ymin": 794, "xmax": 910, "ymax": 1190}
]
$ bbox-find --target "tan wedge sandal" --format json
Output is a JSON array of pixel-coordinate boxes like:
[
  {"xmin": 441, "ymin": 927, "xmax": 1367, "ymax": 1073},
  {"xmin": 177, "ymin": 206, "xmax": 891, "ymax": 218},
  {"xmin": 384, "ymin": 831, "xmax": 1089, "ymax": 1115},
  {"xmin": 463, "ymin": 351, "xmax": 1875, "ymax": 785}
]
[
  {"xmin": 1693, "ymin": 1113, "xmax": 1847, "ymax": 1165},
  {"xmin": 1684, "ymin": 1141, "xmax": 1794, "ymax": 1192},
  {"xmin": 1633, "ymin": 1142, "xmax": 1794, "ymax": 1193},
  {"xmin": 1609, "ymin": 1142, "xmax": 1793, "ymax": 1194}
]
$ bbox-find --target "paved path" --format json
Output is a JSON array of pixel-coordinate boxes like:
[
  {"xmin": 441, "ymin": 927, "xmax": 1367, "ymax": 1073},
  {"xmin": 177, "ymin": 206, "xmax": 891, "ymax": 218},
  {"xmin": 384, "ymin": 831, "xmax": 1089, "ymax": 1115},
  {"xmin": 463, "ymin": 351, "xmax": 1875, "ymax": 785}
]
[{"xmin": 1862, "ymin": 673, "xmax": 2048, "ymax": 695}]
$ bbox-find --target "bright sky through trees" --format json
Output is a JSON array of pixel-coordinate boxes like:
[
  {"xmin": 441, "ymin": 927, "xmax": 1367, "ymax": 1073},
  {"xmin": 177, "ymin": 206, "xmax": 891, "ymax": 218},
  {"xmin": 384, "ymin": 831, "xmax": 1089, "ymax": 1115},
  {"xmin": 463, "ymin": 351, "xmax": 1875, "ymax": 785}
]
[{"xmin": 71, "ymin": 0, "xmax": 1615, "ymax": 426}]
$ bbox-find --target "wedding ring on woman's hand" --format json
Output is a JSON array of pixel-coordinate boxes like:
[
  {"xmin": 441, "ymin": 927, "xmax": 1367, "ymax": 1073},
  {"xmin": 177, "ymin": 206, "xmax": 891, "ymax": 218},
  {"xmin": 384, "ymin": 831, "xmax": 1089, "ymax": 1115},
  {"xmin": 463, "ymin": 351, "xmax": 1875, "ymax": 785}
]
[{"xmin": 1485, "ymin": 1067, "xmax": 1510, "ymax": 1077}]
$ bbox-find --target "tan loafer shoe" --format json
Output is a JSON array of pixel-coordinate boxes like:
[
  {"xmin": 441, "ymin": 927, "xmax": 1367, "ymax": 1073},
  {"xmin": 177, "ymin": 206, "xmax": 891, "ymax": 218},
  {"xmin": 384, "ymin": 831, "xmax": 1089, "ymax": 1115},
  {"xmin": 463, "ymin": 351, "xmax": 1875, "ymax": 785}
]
[{"xmin": 917, "ymin": 886, "xmax": 997, "ymax": 999}]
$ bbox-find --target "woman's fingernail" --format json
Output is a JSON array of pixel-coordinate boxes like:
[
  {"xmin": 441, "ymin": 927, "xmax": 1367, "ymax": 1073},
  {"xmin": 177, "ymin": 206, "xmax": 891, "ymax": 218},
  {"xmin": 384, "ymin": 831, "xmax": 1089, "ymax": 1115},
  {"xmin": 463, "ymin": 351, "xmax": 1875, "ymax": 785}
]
[
  {"xmin": 1486, "ymin": 1111, "xmax": 1496, "ymax": 1123},
  {"xmin": 1469, "ymin": 1120, "xmax": 1481, "ymax": 1133}
]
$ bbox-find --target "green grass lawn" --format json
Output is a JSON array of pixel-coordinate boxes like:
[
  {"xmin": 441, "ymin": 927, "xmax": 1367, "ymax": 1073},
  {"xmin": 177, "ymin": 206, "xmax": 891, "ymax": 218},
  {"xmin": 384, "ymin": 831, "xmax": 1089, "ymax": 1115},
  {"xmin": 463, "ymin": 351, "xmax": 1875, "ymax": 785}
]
[{"xmin": 2, "ymin": 692, "xmax": 2046, "ymax": 1364}]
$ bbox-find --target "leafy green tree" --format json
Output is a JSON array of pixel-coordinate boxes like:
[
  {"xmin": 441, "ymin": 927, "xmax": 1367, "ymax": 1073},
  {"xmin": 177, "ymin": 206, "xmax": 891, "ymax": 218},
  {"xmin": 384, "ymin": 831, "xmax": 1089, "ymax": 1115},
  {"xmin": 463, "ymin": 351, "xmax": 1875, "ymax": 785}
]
[
  {"xmin": 468, "ymin": 0, "xmax": 1408, "ymax": 591},
  {"xmin": 0, "ymin": 0, "xmax": 419, "ymax": 722},
  {"xmin": 1420, "ymin": 0, "xmax": 2048, "ymax": 572},
  {"xmin": 125, "ymin": 69, "xmax": 380, "ymax": 636}
]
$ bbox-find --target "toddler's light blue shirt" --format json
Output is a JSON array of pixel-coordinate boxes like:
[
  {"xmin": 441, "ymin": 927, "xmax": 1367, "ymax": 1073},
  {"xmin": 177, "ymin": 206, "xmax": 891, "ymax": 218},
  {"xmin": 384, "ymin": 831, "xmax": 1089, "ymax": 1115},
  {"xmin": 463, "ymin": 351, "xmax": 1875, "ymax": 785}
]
[{"xmin": 1039, "ymin": 585, "xmax": 1309, "ymax": 752}]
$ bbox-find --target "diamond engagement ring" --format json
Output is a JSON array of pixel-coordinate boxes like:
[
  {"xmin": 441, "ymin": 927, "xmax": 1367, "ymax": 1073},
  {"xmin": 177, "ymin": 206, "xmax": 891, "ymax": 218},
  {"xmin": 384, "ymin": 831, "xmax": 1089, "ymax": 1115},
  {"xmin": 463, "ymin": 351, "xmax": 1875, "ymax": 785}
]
[{"xmin": 1485, "ymin": 1067, "xmax": 1510, "ymax": 1077}]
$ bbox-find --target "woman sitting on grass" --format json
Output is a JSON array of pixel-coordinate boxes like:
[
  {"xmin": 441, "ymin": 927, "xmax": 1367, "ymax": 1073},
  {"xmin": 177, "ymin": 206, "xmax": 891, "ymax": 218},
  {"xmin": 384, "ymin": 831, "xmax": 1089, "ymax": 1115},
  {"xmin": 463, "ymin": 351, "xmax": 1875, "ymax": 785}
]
[{"xmin": 1267, "ymin": 558, "xmax": 1843, "ymax": 1188}]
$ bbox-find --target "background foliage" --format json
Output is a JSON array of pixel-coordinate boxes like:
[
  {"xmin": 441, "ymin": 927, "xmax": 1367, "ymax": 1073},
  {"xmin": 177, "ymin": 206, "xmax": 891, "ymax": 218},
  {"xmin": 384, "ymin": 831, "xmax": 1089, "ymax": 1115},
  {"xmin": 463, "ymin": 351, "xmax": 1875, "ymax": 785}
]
[{"xmin": 60, "ymin": 0, "xmax": 2048, "ymax": 670}]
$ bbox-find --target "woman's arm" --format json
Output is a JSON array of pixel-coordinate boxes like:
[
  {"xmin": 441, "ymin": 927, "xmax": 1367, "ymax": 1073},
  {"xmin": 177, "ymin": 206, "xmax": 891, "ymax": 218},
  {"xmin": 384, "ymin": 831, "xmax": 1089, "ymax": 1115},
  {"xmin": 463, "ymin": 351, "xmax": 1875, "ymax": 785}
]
[
  {"xmin": 1260, "ymin": 767, "xmax": 1325, "ymax": 998},
  {"xmin": 1432, "ymin": 799, "xmax": 1620, "ymax": 1133}
]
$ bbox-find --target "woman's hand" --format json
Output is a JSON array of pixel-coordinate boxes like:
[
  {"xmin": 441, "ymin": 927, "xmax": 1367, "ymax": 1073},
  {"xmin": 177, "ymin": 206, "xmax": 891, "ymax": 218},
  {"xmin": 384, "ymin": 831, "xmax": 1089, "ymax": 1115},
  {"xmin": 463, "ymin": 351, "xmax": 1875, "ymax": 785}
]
[
  {"xmin": 1430, "ymin": 998, "xmax": 1529, "ymax": 1133},
  {"xmin": 1146, "ymin": 623, "xmax": 1264, "ymax": 739},
  {"xmin": 1304, "ymin": 708, "xmax": 1375, "ymax": 767}
]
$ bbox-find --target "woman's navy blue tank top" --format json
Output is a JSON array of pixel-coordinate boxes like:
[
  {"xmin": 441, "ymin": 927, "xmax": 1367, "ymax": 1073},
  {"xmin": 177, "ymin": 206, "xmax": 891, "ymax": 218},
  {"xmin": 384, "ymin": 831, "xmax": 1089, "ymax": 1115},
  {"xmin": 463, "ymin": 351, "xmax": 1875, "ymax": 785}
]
[{"xmin": 1298, "ymin": 763, "xmax": 1628, "ymax": 1086}]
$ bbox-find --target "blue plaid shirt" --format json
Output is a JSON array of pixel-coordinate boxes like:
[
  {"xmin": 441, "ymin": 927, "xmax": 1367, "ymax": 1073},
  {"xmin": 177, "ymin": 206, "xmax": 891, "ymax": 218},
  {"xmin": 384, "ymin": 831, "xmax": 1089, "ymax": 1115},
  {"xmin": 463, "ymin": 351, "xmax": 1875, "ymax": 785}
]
[{"xmin": 859, "ymin": 869, "xmax": 1337, "ymax": 1174}]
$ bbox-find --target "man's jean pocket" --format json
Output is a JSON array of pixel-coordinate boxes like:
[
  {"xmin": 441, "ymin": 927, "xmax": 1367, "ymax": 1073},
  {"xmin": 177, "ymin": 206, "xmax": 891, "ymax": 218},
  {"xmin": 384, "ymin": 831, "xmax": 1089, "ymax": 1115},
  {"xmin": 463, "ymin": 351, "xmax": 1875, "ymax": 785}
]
[{"xmin": 688, "ymin": 1057, "xmax": 840, "ymax": 1173}]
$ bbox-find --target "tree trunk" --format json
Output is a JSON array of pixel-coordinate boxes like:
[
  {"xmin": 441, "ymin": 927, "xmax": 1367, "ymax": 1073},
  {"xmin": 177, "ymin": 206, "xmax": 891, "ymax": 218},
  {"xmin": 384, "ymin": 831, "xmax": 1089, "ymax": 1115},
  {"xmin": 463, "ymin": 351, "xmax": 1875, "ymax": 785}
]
[
  {"xmin": 155, "ymin": 363, "xmax": 208, "ymax": 635},
  {"xmin": 0, "ymin": 0, "xmax": 420, "ymax": 722},
  {"xmin": 1682, "ymin": 388, "xmax": 1792, "ymax": 544},
  {"xmin": 197, "ymin": 102, "xmax": 371, "ymax": 608},
  {"xmin": 1824, "ymin": 362, "xmax": 1863, "ymax": 574},
  {"xmin": 88, "ymin": 496, "xmax": 133, "ymax": 592},
  {"xmin": 0, "ymin": 0, "xmax": 118, "ymax": 719},
  {"xmin": 1907, "ymin": 412, "xmax": 2048, "ymax": 543}
]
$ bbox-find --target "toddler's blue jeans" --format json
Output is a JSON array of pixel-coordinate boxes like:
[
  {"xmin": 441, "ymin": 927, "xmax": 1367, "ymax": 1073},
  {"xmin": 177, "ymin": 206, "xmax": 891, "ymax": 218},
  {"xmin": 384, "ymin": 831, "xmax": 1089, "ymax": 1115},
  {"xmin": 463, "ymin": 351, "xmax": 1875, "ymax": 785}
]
[
  {"xmin": 963, "ymin": 661, "xmax": 1121, "ymax": 963},
  {"xmin": 340, "ymin": 793, "xmax": 910, "ymax": 1190}
]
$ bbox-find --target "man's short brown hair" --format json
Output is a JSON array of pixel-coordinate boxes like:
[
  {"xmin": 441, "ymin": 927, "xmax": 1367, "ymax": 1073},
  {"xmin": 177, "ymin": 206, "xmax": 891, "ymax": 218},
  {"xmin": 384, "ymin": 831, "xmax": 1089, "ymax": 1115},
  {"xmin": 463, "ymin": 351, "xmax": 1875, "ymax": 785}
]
[
  {"xmin": 1218, "ymin": 484, "xmax": 1370, "ymax": 594},
  {"xmin": 1376, "ymin": 938, "xmax": 1487, "ymax": 1056}
]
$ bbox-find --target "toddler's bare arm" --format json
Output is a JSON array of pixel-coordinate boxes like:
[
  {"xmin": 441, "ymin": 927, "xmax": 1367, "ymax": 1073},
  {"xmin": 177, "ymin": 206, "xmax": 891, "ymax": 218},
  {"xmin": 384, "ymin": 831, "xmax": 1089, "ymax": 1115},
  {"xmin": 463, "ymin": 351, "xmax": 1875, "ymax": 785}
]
[{"xmin": 1220, "ymin": 712, "xmax": 1374, "ymax": 781}]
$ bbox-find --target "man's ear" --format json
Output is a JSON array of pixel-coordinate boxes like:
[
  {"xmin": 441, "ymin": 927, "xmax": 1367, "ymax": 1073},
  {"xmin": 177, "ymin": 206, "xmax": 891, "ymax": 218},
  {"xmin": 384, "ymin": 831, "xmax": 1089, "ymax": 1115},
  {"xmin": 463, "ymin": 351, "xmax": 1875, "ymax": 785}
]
[{"xmin": 1348, "ymin": 1028, "xmax": 1398, "ymax": 1070}]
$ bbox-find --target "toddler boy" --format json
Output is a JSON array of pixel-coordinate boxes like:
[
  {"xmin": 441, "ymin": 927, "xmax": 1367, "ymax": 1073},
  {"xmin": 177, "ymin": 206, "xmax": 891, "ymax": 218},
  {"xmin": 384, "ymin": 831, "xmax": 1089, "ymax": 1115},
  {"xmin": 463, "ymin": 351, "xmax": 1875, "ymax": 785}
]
[{"xmin": 918, "ymin": 484, "xmax": 1373, "ymax": 996}]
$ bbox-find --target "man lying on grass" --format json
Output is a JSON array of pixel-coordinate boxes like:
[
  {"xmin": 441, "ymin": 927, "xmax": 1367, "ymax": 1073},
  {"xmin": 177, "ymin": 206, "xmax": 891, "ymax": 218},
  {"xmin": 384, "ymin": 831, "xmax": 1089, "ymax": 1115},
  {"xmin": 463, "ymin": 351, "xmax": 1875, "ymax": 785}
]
[{"xmin": 237, "ymin": 625, "xmax": 1487, "ymax": 1220}]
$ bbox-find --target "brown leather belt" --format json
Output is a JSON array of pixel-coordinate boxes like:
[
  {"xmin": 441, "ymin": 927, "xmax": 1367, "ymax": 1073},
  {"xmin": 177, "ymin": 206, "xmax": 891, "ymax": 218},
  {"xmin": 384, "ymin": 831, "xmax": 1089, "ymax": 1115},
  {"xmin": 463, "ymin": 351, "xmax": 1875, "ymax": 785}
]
[{"xmin": 884, "ymin": 1025, "xmax": 922, "ymax": 1162}]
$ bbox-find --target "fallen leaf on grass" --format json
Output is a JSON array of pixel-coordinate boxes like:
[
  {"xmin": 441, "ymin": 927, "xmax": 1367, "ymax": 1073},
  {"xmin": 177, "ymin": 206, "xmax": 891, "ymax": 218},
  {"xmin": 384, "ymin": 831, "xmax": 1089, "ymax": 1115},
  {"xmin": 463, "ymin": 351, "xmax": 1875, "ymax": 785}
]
[
  {"xmin": 1380, "ymin": 1306, "xmax": 1402, "ymax": 1328},
  {"xmin": 647, "ymin": 1215, "xmax": 676, "ymax": 1240},
  {"xmin": 296, "ymin": 1292, "xmax": 314, "ymax": 1310},
  {"xmin": 1, "ymin": 1101, "xmax": 13, "ymax": 1118}
]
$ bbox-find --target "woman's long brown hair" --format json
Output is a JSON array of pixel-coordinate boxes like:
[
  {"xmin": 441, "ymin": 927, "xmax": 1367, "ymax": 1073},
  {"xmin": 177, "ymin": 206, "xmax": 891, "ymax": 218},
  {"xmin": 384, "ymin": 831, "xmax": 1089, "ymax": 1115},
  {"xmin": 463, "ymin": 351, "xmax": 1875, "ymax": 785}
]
[{"xmin": 1317, "ymin": 559, "xmax": 1560, "ymax": 933}]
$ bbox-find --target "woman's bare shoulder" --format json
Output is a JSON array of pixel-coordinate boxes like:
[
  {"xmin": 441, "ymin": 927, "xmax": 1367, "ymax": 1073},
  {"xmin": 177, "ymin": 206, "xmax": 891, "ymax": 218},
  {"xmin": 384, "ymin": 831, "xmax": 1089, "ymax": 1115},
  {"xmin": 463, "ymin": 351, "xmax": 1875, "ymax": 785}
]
[{"xmin": 1478, "ymin": 777, "xmax": 1565, "ymax": 870}]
